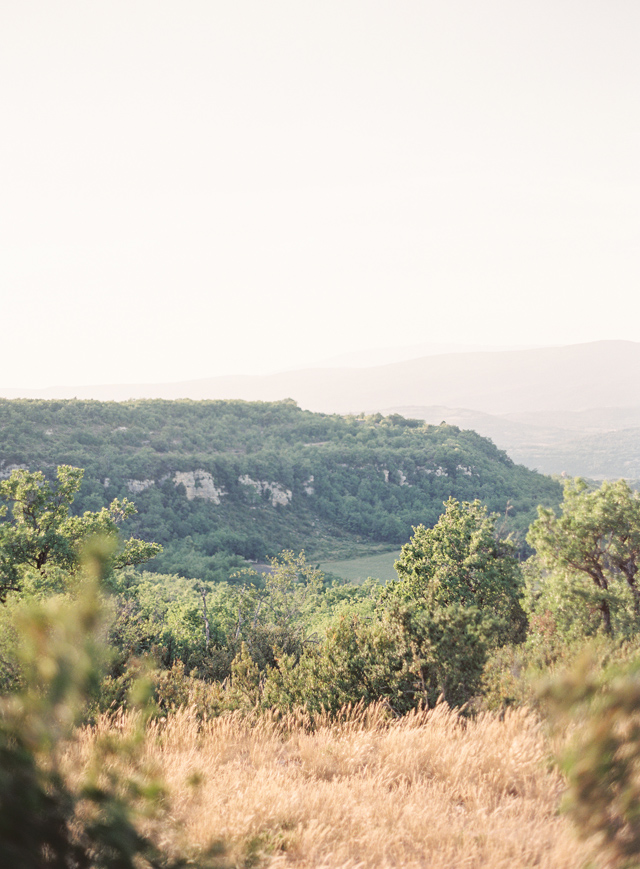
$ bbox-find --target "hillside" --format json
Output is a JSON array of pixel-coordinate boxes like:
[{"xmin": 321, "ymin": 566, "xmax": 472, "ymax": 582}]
[
  {"xmin": 4, "ymin": 341, "xmax": 639, "ymax": 481},
  {"xmin": 0, "ymin": 399, "xmax": 560, "ymax": 581}
]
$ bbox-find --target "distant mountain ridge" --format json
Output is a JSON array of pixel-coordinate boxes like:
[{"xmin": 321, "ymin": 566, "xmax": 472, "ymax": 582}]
[
  {"xmin": 2, "ymin": 340, "xmax": 639, "ymax": 415},
  {"xmin": 3, "ymin": 341, "xmax": 638, "ymax": 479}
]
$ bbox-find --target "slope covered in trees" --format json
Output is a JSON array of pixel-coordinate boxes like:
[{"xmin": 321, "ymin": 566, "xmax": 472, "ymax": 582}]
[{"xmin": 0, "ymin": 398, "xmax": 561, "ymax": 580}]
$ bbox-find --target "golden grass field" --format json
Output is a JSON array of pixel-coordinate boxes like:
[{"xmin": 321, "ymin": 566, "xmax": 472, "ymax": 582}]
[{"xmin": 63, "ymin": 703, "xmax": 595, "ymax": 869}]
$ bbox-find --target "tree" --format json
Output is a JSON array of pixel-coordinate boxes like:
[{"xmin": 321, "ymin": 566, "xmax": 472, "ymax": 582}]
[
  {"xmin": 596, "ymin": 481, "xmax": 640, "ymax": 616},
  {"xmin": 388, "ymin": 498, "xmax": 524, "ymax": 640},
  {"xmin": 229, "ymin": 550, "xmax": 323, "ymax": 670},
  {"xmin": 0, "ymin": 466, "xmax": 161, "ymax": 600},
  {"xmin": 527, "ymin": 479, "xmax": 640, "ymax": 637}
]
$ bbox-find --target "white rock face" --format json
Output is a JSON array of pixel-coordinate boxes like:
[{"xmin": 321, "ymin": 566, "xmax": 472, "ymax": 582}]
[
  {"xmin": 269, "ymin": 484, "xmax": 292, "ymax": 506},
  {"xmin": 456, "ymin": 465, "xmax": 474, "ymax": 476},
  {"xmin": 383, "ymin": 469, "xmax": 410, "ymax": 485},
  {"xmin": 127, "ymin": 479, "xmax": 155, "ymax": 494},
  {"xmin": 238, "ymin": 474, "xmax": 261, "ymax": 495},
  {"xmin": 238, "ymin": 474, "xmax": 292, "ymax": 507},
  {"xmin": 303, "ymin": 475, "xmax": 315, "ymax": 495},
  {"xmin": 174, "ymin": 470, "xmax": 226, "ymax": 503}
]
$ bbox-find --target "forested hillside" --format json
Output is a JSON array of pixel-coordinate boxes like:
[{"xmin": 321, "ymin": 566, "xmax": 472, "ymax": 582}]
[{"xmin": 0, "ymin": 398, "xmax": 561, "ymax": 580}]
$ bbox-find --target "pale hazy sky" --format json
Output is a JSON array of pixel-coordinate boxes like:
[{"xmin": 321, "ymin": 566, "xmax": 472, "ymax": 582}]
[{"xmin": 2, "ymin": 1, "xmax": 639, "ymax": 388}]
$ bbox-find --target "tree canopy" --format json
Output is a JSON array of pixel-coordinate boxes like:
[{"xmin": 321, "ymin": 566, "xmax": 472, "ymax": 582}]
[
  {"xmin": 0, "ymin": 465, "xmax": 162, "ymax": 600},
  {"xmin": 527, "ymin": 478, "xmax": 640, "ymax": 637},
  {"xmin": 388, "ymin": 498, "xmax": 525, "ymax": 639}
]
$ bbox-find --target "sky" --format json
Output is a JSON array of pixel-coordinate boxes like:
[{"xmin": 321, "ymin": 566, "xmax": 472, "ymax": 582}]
[{"xmin": 1, "ymin": 1, "xmax": 639, "ymax": 388}]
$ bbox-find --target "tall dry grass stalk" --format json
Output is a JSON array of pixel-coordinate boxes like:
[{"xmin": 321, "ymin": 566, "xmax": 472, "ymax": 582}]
[{"xmin": 64, "ymin": 703, "xmax": 593, "ymax": 868}]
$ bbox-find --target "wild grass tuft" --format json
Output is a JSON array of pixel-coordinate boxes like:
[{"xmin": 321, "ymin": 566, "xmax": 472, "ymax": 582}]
[{"xmin": 64, "ymin": 701, "xmax": 592, "ymax": 868}]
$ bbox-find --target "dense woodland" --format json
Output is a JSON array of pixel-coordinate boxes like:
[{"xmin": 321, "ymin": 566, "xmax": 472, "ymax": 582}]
[
  {"xmin": 0, "ymin": 398, "xmax": 561, "ymax": 578},
  {"xmin": 1, "ymin": 399, "xmax": 640, "ymax": 867}
]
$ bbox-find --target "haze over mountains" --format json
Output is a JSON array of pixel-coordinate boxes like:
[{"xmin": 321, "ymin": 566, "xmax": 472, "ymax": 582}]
[{"xmin": 3, "ymin": 340, "xmax": 639, "ymax": 479}]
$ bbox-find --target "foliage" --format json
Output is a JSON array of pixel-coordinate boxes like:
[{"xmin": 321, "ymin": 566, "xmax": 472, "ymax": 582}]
[
  {"xmin": 388, "ymin": 498, "xmax": 526, "ymax": 642},
  {"xmin": 0, "ymin": 398, "xmax": 561, "ymax": 571},
  {"xmin": 229, "ymin": 550, "xmax": 324, "ymax": 670},
  {"xmin": 88, "ymin": 556, "xmax": 376, "ymax": 711},
  {"xmin": 262, "ymin": 601, "xmax": 494, "ymax": 715},
  {"xmin": 542, "ymin": 652, "xmax": 640, "ymax": 868},
  {"xmin": 0, "ymin": 465, "xmax": 161, "ymax": 600},
  {"xmin": 523, "ymin": 560, "xmax": 637, "ymax": 647},
  {"xmin": 0, "ymin": 541, "xmax": 199, "ymax": 868},
  {"xmin": 527, "ymin": 478, "xmax": 640, "ymax": 637},
  {"xmin": 98, "ymin": 555, "xmax": 492, "ymax": 720},
  {"xmin": 480, "ymin": 630, "xmax": 640, "ymax": 713}
]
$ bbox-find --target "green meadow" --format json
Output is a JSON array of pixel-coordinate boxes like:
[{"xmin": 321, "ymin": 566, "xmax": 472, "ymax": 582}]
[{"xmin": 320, "ymin": 550, "xmax": 401, "ymax": 585}]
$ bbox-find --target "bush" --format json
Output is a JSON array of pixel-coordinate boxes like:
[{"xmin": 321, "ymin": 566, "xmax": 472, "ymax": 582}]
[
  {"xmin": 263, "ymin": 602, "xmax": 494, "ymax": 715},
  {"xmin": 542, "ymin": 651, "xmax": 640, "ymax": 868},
  {"xmin": 0, "ymin": 543, "xmax": 217, "ymax": 868}
]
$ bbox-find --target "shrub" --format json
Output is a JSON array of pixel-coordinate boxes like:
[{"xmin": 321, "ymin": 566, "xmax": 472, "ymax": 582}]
[
  {"xmin": 542, "ymin": 651, "xmax": 640, "ymax": 868},
  {"xmin": 0, "ymin": 542, "xmax": 214, "ymax": 868},
  {"xmin": 263, "ymin": 602, "xmax": 494, "ymax": 715}
]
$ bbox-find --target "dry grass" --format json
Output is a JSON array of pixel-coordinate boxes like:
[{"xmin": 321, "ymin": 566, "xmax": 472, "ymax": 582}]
[{"xmin": 64, "ymin": 703, "xmax": 593, "ymax": 868}]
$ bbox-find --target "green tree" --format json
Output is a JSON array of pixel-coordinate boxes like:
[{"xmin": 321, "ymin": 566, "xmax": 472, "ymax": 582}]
[
  {"xmin": 0, "ymin": 466, "xmax": 161, "ymax": 600},
  {"xmin": 263, "ymin": 601, "xmax": 493, "ymax": 714},
  {"xmin": 527, "ymin": 479, "xmax": 640, "ymax": 637},
  {"xmin": 388, "ymin": 498, "xmax": 525, "ymax": 640},
  {"xmin": 230, "ymin": 550, "xmax": 323, "ymax": 670}
]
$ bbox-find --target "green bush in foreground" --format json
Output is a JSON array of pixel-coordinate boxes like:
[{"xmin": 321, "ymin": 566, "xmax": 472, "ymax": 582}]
[
  {"xmin": 542, "ymin": 652, "xmax": 640, "ymax": 869},
  {"xmin": 0, "ymin": 465, "xmax": 161, "ymax": 601},
  {"xmin": 0, "ymin": 541, "xmax": 220, "ymax": 869},
  {"xmin": 388, "ymin": 498, "xmax": 526, "ymax": 644}
]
